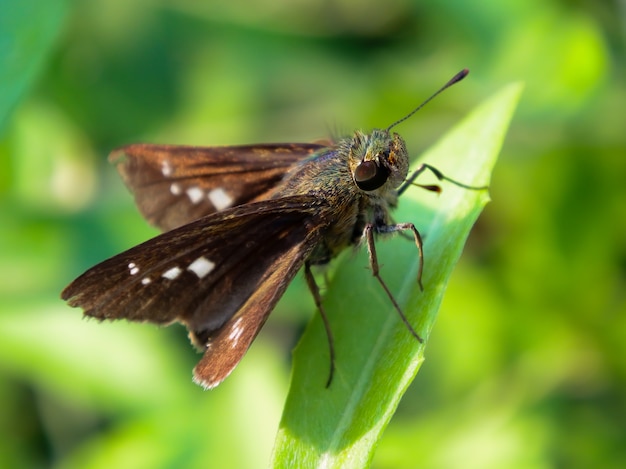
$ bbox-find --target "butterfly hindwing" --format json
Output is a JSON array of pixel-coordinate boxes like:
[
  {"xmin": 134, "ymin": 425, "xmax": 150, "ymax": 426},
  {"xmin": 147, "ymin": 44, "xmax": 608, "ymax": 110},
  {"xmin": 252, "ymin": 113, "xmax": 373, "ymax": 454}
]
[
  {"xmin": 192, "ymin": 235, "xmax": 318, "ymax": 388},
  {"xmin": 110, "ymin": 143, "xmax": 325, "ymax": 231}
]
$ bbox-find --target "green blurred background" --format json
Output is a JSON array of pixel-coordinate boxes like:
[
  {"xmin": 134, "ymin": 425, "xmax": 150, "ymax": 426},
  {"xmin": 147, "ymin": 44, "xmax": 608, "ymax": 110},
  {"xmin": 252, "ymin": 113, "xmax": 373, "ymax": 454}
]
[{"xmin": 1, "ymin": 0, "xmax": 624, "ymax": 468}]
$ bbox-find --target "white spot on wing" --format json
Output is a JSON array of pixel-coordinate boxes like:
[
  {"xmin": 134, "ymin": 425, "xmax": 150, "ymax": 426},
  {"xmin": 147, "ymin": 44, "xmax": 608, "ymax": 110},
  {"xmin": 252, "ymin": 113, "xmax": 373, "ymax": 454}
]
[
  {"xmin": 141, "ymin": 277, "xmax": 151, "ymax": 285},
  {"xmin": 208, "ymin": 188, "xmax": 233, "ymax": 211},
  {"xmin": 187, "ymin": 256, "xmax": 215, "ymax": 278},
  {"xmin": 161, "ymin": 160, "xmax": 173, "ymax": 176},
  {"xmin": 186, "ymin": 186, "xmax": 204, "ymax": 204},
  {"xmin": 170, "ymin": 183, "xmax": 182, "ymax": 195},
  {"xmin": 228, "ymin": 317, "xmax": 245, "ymax": 347},
  {"xmin": 128, "ymin": 262, "xmax": 139, "ymax": 275},
  {"xmin": 162, "ymin": 266, "xmax": 182, "ymax": 280}
]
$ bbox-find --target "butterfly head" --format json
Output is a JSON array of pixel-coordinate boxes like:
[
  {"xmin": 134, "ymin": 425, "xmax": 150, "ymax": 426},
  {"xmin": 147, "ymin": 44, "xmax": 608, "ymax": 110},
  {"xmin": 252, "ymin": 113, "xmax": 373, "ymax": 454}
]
[{"xmin": 348, "ymin": 129, "xmax": 409, "ymax": 193}]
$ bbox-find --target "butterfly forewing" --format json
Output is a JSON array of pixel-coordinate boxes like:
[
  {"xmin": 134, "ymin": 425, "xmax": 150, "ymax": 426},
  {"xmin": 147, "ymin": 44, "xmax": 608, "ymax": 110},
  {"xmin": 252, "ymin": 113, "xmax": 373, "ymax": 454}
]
[
  {"xmin": 62, "ymin": 195, "xmax": 329, "ymax": 384},
  {"xmin": 110, "ymin": 143, "xmax": 325, "ymax": 231}
]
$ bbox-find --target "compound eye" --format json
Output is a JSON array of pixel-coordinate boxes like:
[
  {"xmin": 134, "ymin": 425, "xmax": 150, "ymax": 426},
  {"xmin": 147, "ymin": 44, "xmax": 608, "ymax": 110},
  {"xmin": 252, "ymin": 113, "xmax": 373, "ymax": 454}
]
[{"xmin": 354, "ymin": 160, "xmax": 389, "ymax": 191}]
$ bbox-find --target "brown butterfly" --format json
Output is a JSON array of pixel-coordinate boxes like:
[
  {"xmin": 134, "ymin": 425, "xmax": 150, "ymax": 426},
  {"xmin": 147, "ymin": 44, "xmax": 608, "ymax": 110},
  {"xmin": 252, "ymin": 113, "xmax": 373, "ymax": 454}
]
[{"xmin": 62, "ymin": 69, "xmax": 483, "ymax": 389}]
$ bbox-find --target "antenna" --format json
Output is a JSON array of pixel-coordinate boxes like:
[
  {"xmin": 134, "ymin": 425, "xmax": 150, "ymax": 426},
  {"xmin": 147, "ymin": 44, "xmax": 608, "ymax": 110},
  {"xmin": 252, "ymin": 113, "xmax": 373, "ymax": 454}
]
[{"xmin": 386, "ymin": 68, "xmax": 469, "ymax": 132}]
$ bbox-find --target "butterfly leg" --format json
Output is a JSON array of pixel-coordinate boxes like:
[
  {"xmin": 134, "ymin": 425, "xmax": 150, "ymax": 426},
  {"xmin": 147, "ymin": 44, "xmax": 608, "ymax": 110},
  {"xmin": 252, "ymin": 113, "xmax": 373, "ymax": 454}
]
[
  {"xmin": 398, "ymin": 163, "xmax": 489, "ymax": 195},
  {"xmin": 304, "ymin": 262, "xmax": 336, "ymax": 388},
  {"xmin": 363, "ymin": 223, "xmax": 424, "ymax": 343}
]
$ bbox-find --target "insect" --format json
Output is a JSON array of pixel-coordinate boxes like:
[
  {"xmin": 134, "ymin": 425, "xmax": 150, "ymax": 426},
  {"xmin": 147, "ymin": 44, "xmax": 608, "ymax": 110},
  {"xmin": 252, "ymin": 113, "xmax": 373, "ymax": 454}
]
[{"xmin": 62, "ymin": 69, "xmax": 485, "ymax": 389}]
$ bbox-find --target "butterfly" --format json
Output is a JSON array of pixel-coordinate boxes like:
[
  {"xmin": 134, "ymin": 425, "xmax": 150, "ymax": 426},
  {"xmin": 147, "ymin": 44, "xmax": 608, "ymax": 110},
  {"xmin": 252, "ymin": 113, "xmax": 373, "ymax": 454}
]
[{"xmin": 62, "ymin": 69, "xmax": 483, "ymax": 389}]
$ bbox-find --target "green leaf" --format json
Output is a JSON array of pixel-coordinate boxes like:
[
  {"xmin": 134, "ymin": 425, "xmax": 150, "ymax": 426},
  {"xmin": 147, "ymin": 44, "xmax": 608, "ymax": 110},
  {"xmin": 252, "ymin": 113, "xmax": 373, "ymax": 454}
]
[
  {"xmin": 0, "ymin": 0, "xmax": 68, "ymax": 131},
  {"xmin": 272, "ymin": 82, "xmax": 524, "ymax": 468}
]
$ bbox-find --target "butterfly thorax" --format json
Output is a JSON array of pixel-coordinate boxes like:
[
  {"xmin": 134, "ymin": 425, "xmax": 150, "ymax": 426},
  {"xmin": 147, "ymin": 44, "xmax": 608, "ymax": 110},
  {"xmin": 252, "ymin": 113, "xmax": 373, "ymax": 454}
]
[{"xmin": 268, "ymin": 129, "xmax": 410, "ymax": 265}]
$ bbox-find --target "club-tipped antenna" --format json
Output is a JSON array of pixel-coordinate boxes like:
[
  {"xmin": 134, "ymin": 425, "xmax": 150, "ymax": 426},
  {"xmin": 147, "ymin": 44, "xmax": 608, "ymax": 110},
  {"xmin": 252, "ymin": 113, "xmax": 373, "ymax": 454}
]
[{"xmin": 386, "ymin": 68, "xmax": 469, "ymax": 132}]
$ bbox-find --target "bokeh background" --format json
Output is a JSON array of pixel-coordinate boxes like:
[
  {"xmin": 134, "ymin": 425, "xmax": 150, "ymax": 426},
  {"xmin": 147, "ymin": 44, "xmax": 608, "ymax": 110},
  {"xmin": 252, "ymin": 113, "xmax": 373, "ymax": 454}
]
[{"xmin": 1, "ymin": 0, "xmax": 624, "ymax": 468}]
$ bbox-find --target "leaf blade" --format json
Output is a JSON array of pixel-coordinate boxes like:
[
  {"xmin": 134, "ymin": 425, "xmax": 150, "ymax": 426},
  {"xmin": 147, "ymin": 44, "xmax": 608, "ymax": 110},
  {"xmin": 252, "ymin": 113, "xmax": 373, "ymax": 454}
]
[{"xmin": 272, "ymin": 82, "xmax": 524, "ymax": 468}]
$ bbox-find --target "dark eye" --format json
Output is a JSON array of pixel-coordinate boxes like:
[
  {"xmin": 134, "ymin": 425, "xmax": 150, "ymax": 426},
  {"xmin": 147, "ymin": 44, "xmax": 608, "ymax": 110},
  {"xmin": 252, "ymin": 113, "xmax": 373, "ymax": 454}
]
[{"xmin": 354, "ymin": 160, "xmax": 389, "ymax": 191}]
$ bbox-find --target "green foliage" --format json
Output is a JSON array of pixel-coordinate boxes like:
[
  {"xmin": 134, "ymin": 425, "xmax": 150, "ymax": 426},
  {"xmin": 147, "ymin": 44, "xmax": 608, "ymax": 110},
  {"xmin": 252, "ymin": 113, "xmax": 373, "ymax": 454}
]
[
  {"xmin": 0, "ymin": 0, "xmax": 67, "ymax": 131},
  {"xmin": 1, "ymin": 1, "xmax": 624, "ymax": 468}
]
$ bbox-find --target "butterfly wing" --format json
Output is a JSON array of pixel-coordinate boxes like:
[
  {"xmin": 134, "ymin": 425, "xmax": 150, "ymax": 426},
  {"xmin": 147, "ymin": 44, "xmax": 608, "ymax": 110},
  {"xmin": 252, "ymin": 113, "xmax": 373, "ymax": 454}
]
[
  {"xmin": 192, "ymin": 232, "xmax": 316, "ymax": 389},
  {"xmin": 62, "ymin": 195, "xmax": 329, "ymax": 388},
  {"xmin": 110, "ymin": 143, "xmax": 325, "ymax": 231}
]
